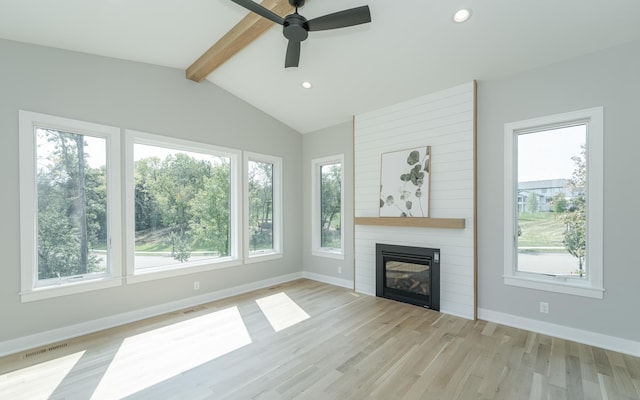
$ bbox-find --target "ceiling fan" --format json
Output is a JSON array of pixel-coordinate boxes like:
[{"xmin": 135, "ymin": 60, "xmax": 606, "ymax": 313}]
[{"xmin": 230, "ymin": 0, "xmax": 372, "ymax": 68}]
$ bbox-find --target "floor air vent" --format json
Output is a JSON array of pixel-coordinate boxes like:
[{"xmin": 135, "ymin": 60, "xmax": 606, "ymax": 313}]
[
  {"xmin": 47, "ymin": 343, "xmax": 68, "ymax": 352},
  {"xmin": 23, "ymin": 342, "xmax": 68, "ymax": 359},
  {"xmin": 182, "ymin": 306, "xmax": 206, "ymax": 314}
]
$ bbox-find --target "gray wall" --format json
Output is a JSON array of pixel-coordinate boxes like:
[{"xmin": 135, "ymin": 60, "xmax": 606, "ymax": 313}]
[
  {"xmin": 302, "ymin": 121, "xmax": 354, "ymax": 286},
  {"xmin": 0, "ymin": 39, "xmax": 302, "ymax": 342},
  {"xmin": 477, "ymin": 39, "xmax": 640, "ymax": 341}
]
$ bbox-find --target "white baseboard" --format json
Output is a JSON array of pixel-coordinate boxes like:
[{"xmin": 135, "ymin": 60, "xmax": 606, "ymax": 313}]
[
  {"xmin": 478, "ymin": 308, "xmax": 640, "ymax": 357},
  {"xmin": 439, "ymin": 307, "xmax": 474, "ymax": 321},
  {"xmin": 302, "ymin": 271, "xmax": 354, "ymax": 290},
  {"xmin": 0, "ymin": 272, "xmax": 303, "ymax": 358}
]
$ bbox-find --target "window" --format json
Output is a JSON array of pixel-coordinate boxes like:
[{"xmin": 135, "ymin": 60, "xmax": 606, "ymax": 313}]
[
  {"xmin": 504, "ymin": 108, "xmax": 603, "ymax": 298},
  {"xmin": 20, "ymin": 113, "xmax": 285, "ymax": 295},
  {"xmin": 19, "ymin": 111, "xmax": 122, "ymax": 301},
  {"xmin": 125, "ymin": 130, "xmax": 241, "ymax": 281},
  {"xmin": 311, "ymin": 155, "xmax": 344, "ymax": 258},
  {"xmin": 244, "ymin": 152, "xmax": 282, "ymax": 261}
]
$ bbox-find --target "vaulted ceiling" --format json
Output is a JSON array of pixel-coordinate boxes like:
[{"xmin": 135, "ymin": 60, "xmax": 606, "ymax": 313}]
[{"xmin": 2, "ymin": 0, "xmax": 640, "ymax": 133}]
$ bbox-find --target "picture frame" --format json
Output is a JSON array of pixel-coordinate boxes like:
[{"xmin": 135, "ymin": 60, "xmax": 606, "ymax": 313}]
[{"xmin": 379, "ymin": 146, "xmax": 431, "ymax": 217}]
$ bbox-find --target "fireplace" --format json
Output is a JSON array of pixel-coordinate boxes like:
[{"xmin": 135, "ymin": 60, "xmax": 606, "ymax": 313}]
[{"xmin": 376, "ymin": 243, "xmax": 440, "ymax": 311}]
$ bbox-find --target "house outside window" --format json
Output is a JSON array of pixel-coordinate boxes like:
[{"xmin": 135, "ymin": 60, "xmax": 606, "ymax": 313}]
[
  {"xmin": 311, "ymin": 155, "xmax": 344, "ymax": 259},
  {"xmin": 503, "ymin": 107, "xmax": 604, "ymax": 298}
]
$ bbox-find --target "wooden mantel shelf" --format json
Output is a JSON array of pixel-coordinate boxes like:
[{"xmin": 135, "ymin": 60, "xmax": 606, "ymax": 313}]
[{"xmin": 354, "ymin": 217, "xmax": 465, "ymax": 229}]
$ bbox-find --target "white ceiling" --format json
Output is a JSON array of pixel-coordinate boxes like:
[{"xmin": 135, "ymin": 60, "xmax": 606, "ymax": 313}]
[{"xmin": 2, "ymin": 0, "xmax": 640, "ymax": 133}]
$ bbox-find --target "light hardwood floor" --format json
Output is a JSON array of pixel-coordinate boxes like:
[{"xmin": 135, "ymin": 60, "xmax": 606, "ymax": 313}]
[{"xmin": 1, "ymin": 279, "xmax": 639, "ymax": 399}]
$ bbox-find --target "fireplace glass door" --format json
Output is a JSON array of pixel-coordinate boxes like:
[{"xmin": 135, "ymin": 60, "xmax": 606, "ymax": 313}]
[{"xmin": 385, "ymin": 260, "xmax": 430, "ymax": 297}]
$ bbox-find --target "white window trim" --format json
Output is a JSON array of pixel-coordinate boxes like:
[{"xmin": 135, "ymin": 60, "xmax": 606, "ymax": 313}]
[
  {"xmin": 503, "ymin": 107, "xmax": 604, "ymax": 299},
  {"xmin": 311, "ymin": 154, "xmax": 344, "ymax": 260},
  {"xmin": 19, "ymin": 111, "xmax": 123, "ymax": 302},
  {"xmin": 244, "ymin": 152, "xmax": 283, "ymax": 263},
  {"xmin": 125, "ymin": 130, "xmax": 242, "ymax": 283}
]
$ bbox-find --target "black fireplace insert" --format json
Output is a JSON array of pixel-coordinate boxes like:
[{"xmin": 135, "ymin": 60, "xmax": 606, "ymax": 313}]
[{"xmin": 376, "ymin": 243, "xmax": 440, "ymax": 311}]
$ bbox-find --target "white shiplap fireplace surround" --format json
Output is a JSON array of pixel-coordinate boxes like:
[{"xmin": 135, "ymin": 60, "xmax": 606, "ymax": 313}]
[{"xmin": 354, "ymin": 82, "xmax": 476, "ymax": 319}]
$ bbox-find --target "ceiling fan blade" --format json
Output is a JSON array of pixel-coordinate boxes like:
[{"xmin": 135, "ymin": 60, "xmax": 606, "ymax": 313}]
[
  {"xmin": 306, "ymin": 5, "xmax": 371, "ymax": 32},
  {"xmin": 230, "ymin": 0, "xmax": 285, "ymax": 25},
  {"xmin": 285, "ymin": 40, "xmax": 301, "ymax": 68}
]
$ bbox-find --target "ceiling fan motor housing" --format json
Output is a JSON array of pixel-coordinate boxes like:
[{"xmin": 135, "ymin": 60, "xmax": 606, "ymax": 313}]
[
  {"xmin": 284, "ymin": 13, "xmax": 309, "ymax": 41},
  {"xmin": 289, "ymin": 0, "xmax": 305, "ymax": 7}
]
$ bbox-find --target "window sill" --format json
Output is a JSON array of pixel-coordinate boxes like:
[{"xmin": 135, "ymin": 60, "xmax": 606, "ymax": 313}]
[
  {"xmin": 504, "ymin": 275, "xmax": 604, "ymax": 299},
  {"xmin": 312, "ymin": 250, "xmax": 344, "ymax": 260},
  {"xmin": 20, "ymin": 277, "xmax": 123, "ymax": 303},
  {"xmin": 128, "ymin": 258, "xmax": 242, "ymax": 284},
  {"xmin": 245, "ymin": 251, "xmax": 283, "ymax": 264}
]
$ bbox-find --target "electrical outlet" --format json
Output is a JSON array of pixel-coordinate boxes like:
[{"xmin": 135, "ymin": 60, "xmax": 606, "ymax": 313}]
[
  {"xmin": 539, "ymin": 302, "xmax": 549, "ymax": 314},
  {"xmin": 194, "ymin": 281, "xmax": 200, "ymax": 291},
  {"xmin": 338, "ymin": 266, "xmax": 342, "ymax": 274}
]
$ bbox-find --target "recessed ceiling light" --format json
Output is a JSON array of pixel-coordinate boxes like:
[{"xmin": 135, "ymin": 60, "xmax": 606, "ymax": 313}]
[
  {"xmin": 301, "ymin": 81, "xmax": 313, "ymax": 89},
  {"xmin": 452, "ymin": 8, "xmax": 472, "ymax": 23}
]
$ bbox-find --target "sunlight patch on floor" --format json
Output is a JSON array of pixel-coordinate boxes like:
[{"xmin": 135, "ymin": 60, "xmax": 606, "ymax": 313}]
[
  {"xmin": 91, "ymin": 306, "xmax": 251, "ymax": 399},
  {"xmin": 0, "ymin": 350, "xmax": 85, "ymax": 400},
  {"xmin": 255, "ymin": 292, "xmax": 310, "ymax": 332}
]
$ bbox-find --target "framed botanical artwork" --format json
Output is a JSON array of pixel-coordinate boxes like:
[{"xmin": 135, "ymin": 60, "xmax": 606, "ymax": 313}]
[{"xmin": 379, "ymin": 146, "xmax": 431, "ymax": 217}]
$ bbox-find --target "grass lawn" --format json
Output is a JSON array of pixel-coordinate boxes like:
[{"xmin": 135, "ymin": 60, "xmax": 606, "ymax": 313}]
[
  {"xmin": 134, "ymin": 227, "xmax": 216, "ymax": 253},
  {"xmin": 518, "ymin": 212, "xmax": 566, "ymax": 248}
]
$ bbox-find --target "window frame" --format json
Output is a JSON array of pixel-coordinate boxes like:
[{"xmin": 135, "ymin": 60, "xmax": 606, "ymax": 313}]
[
  {"xmin": 125, "ymin": 130, "xmax": 242, "ymax": 283},
  {"xmin": 311, "ymin": 154, "xmax": 345, "ymax": 259},
  {"xmin": 243, "ymin": 152, "xmax": 283, "ymax": 263},
  {"xmin": 19, "ymin": 110, "xmax": 123, "ymax": 302},
  {"xmin": 19, "ymin": 111, "xmax": 289, "ymax": 297},
  {"xmin": 503, "ymin": 107, "xmax": 604, "ymax": 299}
]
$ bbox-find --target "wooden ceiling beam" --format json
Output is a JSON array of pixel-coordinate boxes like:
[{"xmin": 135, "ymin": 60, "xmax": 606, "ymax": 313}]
[{"xmin": 186, "ymin": 0, "xmax": 293, "ymax": 82}]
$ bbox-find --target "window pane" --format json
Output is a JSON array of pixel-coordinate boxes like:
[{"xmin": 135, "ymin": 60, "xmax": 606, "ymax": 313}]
[
  {"xmin": 516, "ymin": 125, "xmax": 586, "ymax": 277},
  {"xmin": 36, "ymin": 128, "xmax": 108, "ymax": 280},
  {"xmin": 133, "ymin": 144, "xmax": 230, "ymax": 271},
  {"xmin": 248, "ymin": 161, "xmax": 273, "ymax": 252},
  {"xmin": 320, "ymin": 163, "xmax": 342, "ymax": 249}
]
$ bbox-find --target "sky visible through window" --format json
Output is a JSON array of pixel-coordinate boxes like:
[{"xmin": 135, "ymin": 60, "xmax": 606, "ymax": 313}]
[
  {"xmin": 40, "ymin": 137, "xmax": 223, "ymax": 170},
  {"xmin": 518, "ymin": 124, "xmax": 585, "ymax": 182},
  {"xmin": 37, "ymin": 128, "xmax": 106, "ymax": 169}
]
